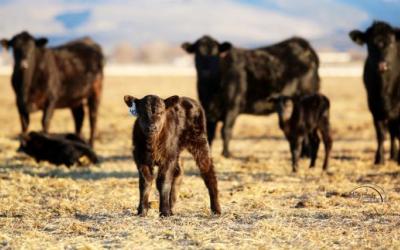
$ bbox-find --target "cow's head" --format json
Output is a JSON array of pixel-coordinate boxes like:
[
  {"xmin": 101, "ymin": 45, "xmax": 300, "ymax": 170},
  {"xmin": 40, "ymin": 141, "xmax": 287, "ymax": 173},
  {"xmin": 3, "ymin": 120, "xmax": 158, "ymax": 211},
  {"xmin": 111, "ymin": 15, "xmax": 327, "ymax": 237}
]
[
  {"xmin": 182, "ymin": 35, "xmax": 232, "ymax": 79},
  {"xmin": 350, "ymin": 21, "xmax": 400, "ymax": 73},
  {"xmin": 124, "ymin": 95, "xmax": 180, "ymax": 135},
  {"xmin": 1, "ymin": 31, "xmax": 48, "ymax": 71}
]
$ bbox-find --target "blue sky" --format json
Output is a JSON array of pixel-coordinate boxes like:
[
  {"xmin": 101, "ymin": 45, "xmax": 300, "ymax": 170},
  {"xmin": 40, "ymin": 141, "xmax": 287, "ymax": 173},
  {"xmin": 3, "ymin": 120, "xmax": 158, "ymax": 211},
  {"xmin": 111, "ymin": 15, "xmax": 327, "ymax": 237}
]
[{"xmin": 0, "ymin": 0, "xmax": 399, "ymax": 51}]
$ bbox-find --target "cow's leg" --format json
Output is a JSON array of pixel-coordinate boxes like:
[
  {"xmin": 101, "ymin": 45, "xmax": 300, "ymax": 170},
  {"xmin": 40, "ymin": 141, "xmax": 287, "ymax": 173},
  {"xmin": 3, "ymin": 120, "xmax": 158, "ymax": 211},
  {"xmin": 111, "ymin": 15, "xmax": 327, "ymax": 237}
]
[
  {"xmin": 137, "ymin": 164, "xmax": 154, "ymax": 216},
  {"xmin": 189, "ymin": 141, "xmax": 221, "ymax": 215},
  {"xmin": 71, "ymin": 104, "xmax": 85, "ymax": 138},
  {"xmin": 388, "ymin": 120, "xmax": 398, "ymax": 161},
  {"xmin": 88, "ymin": 95, "xmax": 101, "ymax": 147},
  {"xmin": 373, "ymin": 119, "xmax": 386, "ymax": 165},
  {"xmin": 301, "ymin": 136, "xmax": 311, "ymax": 158},
  {"xmin": 16, "ymin": 105, "xmax": 30, "ymax": 152},
  {"xmin": 170, "ymin": 162, "xmax": 183, "ymax": 213},
  {"xmin": 41, "ymin": 101, "xmax": 56, "ymax": 133},
  {"xmin": 309, "ymin": 131, "xmax": 320, "ymax": 168},
  {"xmin": 17, "ymin": 104, "xmax": 29, "ymax": 135},
  {"xmin": 221, "ymin": 109, "xmax": 239, "ymax": 158},
  {"xmin": 290, "ymin": 136, "xmax": 303, "ymax": 173},
  {"xmin": 206, "ymin": 120, "xmax": 218, "ymax": 146}
]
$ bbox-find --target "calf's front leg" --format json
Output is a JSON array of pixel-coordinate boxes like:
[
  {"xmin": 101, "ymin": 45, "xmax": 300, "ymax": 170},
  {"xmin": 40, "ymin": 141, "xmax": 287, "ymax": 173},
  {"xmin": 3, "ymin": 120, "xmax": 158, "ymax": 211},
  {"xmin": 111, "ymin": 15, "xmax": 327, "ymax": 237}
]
[
  {"xmin": 157, "ymin": 161, "xmax": 176, "ymax": 217},
  {"xmin": 137, "ymin": 164, "xmax": 154, "ymax": 216},
  {"xmin": 290, "ymin": 136, "xmax": 303, "ymax": 173}
]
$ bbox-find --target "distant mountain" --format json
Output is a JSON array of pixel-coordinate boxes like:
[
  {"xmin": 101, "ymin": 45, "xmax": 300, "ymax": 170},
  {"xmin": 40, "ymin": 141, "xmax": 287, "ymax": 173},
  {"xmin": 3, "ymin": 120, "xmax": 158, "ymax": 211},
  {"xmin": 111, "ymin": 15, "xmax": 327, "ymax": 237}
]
[{"xmin": 0, "ymin": 0, "xmax": 399, "ymax": 53}]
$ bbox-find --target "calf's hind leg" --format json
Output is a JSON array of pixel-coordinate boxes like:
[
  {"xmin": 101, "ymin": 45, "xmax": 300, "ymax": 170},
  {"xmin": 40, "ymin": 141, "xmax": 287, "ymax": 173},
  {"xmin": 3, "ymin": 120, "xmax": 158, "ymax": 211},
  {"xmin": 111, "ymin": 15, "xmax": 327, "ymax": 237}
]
[
  {"xmin": 170, "ymin": 162, "xmax": 183, "ymax": 213},
  {"xmin": 320, "ymin": 122, "xmax": 333, "ymax": 171},
  {"xmin": 309, "ymin": 131, "xmax": 320, "ymax": 168},
  {"xmin": 189, "ymin": 141, "xmax": 221, "ymax": 215}
]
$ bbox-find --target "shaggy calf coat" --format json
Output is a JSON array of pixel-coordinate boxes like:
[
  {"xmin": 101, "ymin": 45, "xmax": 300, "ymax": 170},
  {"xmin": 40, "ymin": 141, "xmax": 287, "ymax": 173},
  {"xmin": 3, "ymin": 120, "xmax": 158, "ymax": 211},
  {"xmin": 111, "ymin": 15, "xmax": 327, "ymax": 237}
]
[
  {"xmin": 124, "ymin": 94, "xmax": 221, "ymax": 217},
  {"xmin": 271, "ymin": 94, "xmax": 332, "ymax": 172}
]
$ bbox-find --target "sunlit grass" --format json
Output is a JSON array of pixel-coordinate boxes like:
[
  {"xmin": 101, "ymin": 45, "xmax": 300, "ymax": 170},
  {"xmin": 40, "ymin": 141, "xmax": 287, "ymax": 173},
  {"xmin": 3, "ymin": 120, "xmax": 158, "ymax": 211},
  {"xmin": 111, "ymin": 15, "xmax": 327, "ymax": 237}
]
[{"xmin": 0, "ymin": 76, "xmax": 399, "ymax": 249}]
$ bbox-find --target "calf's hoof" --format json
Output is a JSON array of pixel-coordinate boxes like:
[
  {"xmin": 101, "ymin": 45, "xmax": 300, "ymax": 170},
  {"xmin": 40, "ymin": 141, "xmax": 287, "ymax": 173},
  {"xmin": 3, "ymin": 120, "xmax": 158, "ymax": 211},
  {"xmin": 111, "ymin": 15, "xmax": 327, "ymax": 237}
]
[
  {"xmin": 137, "ymin": 207, "xmax": 148, "ymax": 217},
  {"xmin": 212, "ymin": 207, "xmax": 221, "ymax": 215}
]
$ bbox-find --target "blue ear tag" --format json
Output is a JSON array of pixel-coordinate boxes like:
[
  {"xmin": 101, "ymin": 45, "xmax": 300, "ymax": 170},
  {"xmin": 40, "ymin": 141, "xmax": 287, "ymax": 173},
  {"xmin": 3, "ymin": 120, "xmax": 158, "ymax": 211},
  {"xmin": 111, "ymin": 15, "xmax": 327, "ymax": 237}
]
[{"xmin": 129, "ymin": 102, "xmax": 138, "ymax": 117}]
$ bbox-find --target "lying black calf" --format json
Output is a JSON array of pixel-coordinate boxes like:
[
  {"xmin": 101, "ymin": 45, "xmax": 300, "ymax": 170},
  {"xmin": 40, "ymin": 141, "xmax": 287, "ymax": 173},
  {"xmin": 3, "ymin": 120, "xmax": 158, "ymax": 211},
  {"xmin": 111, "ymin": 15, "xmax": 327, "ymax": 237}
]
[{"xmin": 19, "ymin": 132, "xmax": 99, "ymax": 167}]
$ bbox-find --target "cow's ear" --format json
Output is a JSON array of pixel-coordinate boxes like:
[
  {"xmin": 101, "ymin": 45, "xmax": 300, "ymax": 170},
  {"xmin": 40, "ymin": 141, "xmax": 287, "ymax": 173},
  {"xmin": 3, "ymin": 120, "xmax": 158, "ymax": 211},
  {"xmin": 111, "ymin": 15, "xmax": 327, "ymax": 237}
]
[
  {"xmin": 124, "ymin": 95, "xmax": 137, "ymax": 107},
  {"xmin": 1, "ymin": 39, "xmax": 10, "ymax": 50},
  {"xmin": 219, "ymin": 42, "xmax": 232, "ymax": 53},
  {"xmin": 349, "ymin": 30, "xmax": 365, "ymax": 45},
  {"xmin": 181, "ymin": 42, "xmax": 196, "ymax": 53},
  {"xmin": 164, "ymin": 95, "xmax": 180, "ymax": 109},
  {"xmin": 35, "ymin": 37, "xmax": 48, "ymax": 47}
]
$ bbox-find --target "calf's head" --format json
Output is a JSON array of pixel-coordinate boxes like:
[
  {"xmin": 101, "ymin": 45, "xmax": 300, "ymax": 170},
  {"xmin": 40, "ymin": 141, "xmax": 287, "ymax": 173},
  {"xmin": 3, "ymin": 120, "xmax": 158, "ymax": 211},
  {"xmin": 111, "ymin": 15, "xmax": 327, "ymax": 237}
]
[
  {"xmin": 124, "ymin": 95, "xmax": 180, "ymax": 135},
  {"xmin": 182, "ymin": 35, "xmax": 232, "ymax": 78},
  {"xmin": 269, "ymin": 96, "xmax": 295, "ymax": 130},
  {"xmin": 350, "ymin": 21, "xmax": 400, "ymax": 73}
]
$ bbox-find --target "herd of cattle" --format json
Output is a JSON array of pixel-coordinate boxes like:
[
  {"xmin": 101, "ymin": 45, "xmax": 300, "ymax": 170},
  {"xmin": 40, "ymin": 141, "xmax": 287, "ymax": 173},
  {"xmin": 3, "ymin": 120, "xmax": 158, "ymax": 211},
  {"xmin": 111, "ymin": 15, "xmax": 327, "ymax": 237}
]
[{"xmin": 1, "ymin": 20, "xmax": 399, "ymax": 216}]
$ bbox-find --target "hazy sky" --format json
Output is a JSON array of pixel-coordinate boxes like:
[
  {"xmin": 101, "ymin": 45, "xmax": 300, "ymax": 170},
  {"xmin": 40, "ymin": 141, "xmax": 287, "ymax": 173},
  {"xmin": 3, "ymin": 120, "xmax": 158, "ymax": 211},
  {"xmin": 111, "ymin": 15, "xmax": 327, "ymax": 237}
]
[{"xmin": 0, "ymin": 0, "xmax": 399, "ymax": 51}]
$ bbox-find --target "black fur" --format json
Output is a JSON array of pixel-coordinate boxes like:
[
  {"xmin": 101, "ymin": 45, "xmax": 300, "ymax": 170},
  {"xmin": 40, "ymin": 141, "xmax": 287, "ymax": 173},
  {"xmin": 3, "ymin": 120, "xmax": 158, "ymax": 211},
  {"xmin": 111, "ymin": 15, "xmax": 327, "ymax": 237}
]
[
  {"xmin": 182, "ymin": 35, "xmax": 320, "ymax": 157},
  {"xmin": 19, "ymin": 132, "xmax": 99, "ymax": 167}
]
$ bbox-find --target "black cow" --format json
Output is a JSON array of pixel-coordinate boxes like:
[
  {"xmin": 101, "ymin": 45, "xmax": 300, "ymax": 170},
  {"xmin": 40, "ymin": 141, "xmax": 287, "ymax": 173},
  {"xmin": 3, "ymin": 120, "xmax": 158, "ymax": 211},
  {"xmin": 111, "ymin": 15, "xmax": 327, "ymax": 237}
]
[
  {"xmin": 182, "ymin": 35, "xmax": 320, "ymax": 157},
  {"xmin": 1, "ymin": 31, "xmax": 104, "ymax": 146},
  {"xmin": 350, "ymin": 21, "xmax": 400, "ymax": 164}
]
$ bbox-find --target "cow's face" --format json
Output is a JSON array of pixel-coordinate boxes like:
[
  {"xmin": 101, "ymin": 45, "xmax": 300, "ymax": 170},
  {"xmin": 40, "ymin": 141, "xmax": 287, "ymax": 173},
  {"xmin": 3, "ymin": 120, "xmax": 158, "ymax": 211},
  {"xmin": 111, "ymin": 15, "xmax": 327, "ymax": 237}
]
[
  {"xmin": 182, "ymin": 35, "xmax": 232, "ymax": 78},
  {"xmin": 1, "ymin": 31, "xmax": 48, "ymax": 71},
  {"xmin": 350, "ymin": 21, "xmax": 400, "ymax": 73},
  {"xmin": 124, "ymin": 95, "xmax": 179, "ymax": 135}
]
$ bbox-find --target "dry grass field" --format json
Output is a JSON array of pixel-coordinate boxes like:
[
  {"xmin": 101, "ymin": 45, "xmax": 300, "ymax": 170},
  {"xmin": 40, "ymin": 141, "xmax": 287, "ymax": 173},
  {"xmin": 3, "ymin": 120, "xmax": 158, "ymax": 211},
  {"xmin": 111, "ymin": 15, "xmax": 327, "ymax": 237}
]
[{"xmin": 0, "ymin": 75, "xmax": 399, "ymax": 249}]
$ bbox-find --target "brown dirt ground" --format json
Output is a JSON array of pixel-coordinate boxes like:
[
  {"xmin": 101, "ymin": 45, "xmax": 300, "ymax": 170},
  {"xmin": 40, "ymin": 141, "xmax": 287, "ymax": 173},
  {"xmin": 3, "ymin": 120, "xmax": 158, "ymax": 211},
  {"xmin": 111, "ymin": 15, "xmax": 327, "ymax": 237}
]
[{"xmin": 0, "ymin": 76, "xmax": 399, "ymax": 249}]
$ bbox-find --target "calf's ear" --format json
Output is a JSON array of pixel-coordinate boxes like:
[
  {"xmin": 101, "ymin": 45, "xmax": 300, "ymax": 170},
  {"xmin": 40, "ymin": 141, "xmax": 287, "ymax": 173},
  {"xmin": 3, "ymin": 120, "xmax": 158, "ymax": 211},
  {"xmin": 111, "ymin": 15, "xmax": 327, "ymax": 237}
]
[
  {"xmin": 35, "ymin": 37, "xmax": 48, "ymax": 47},
  {"xmin": 349, "ymin": 30, "xmax": 365, "ymax": 45},
  {"xmin": 164, "ymin": 95, "xmax": 180, "ymax": 109},
  {"xmin": 219, "ymin": 42, "xmax": 232, "ymax": 53},
  {"xmin": 181, "ymin": 42, "xmax": 196, "ymax": 53},
  {"xmin": 1, "ymin": 39, "xmax": 10, "ymax": 50},
  {"xmin": 124, "ymin": 95, "xmax": 137, "ymax": 107}
]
